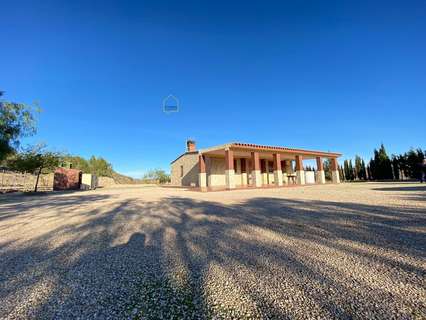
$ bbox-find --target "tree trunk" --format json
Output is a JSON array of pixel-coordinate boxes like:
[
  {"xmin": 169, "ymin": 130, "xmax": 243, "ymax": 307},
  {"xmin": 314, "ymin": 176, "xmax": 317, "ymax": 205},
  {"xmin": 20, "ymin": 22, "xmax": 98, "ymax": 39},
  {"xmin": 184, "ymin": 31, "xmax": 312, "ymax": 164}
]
[{"xmin": 34, "ymin": 167, "xmax": 42, "ymax": 192}]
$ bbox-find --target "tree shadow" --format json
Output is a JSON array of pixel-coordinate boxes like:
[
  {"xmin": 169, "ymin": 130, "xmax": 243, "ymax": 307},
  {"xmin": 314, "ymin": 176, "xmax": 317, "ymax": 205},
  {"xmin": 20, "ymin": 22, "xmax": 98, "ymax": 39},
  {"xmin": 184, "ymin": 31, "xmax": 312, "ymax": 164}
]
[
  {"xmin": 0, "ymin": 193, "xmax": 425, "ymax": 319},
  {"xmin": 372, "ymin": 183, "xmax": 426, "ymax": 202}
]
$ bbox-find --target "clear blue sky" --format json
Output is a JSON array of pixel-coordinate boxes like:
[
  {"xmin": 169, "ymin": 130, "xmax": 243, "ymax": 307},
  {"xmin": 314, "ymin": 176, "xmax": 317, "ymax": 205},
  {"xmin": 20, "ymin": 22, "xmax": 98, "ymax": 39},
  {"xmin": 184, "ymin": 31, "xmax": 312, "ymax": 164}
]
[{"xmin": 1, "ymin": 0, "xmax": 425, "ymax": 177}]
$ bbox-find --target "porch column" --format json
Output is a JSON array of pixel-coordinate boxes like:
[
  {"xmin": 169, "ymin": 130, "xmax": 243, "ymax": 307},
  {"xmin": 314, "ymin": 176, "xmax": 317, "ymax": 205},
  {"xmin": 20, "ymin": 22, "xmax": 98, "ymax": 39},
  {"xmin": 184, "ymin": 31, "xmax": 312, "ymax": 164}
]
[
  {"xmin": 331, "ymin": 158, "xmax": 340, "ymax": 184},
  {"xmin": 316, "ymin": 156, "xmax": 326, "ymax": 184},
  {"xmin": 198, "ymin": 154, "xmax": 207, "ymax": 191},
  {"xmin": 282, "ymin": 160, "xmax": 289, "ymax": 184},
  {"xmin": 295, "ymin": 155, "xmax": 305, "ymax": 185},
  {"xmin": 273, "ymin": 154, "xmax": 283, "ymax": 186},
  {"xmin": 251, "ymin": 151, "xmax": 262, "ymax": 187},
  {"xmin": 262, "ymin": 160, "xmax": 268, "ymax": 185},
  {"xmin": 225, "ymin": 148, "xmax": 235, "ymax": 189},
  {"xmin": 241, "ymin": 158, "xmax": 248, "ymax": 186}
]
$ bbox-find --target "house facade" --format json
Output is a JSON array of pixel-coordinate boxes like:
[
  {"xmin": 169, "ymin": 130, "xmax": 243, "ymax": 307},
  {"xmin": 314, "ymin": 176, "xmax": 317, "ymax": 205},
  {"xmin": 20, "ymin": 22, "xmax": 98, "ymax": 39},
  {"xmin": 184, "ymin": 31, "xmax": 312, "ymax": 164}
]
[{"xmin": 171, "ymin": 140, "xmax": 341, "ymax": 191}]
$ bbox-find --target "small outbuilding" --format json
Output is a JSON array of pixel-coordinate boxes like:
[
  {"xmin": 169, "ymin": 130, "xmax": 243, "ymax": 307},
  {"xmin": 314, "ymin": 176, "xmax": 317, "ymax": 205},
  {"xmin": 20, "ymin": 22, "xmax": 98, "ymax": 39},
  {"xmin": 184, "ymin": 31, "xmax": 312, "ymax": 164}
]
[
  {"xmin": 80, "ymin": 173, "xmax": 98, "ymax": 190},
  {"xmin": 53, "ymin": 168, "xmax": 82, "ymax": 190}
]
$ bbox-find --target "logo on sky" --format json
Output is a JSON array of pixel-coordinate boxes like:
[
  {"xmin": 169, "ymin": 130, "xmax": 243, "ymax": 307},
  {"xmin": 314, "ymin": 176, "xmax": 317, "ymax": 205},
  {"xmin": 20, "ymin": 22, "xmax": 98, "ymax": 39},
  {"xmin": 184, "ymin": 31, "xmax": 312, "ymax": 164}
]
[{"xmin": 163, "ymin": 94, "xmax": 179, "ymax": 113}]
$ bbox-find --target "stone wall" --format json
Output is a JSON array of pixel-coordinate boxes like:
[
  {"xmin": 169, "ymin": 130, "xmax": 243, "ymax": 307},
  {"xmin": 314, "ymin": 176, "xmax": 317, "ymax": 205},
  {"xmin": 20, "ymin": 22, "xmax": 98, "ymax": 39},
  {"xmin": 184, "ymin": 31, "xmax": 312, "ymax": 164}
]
[
  {"xmin": 0, "ymin": 171, "xmax": 54, "ymax": 192},
  {"xmin": 170, "ymin": 153, "xmax": 199, "ymax": 186},
  {"xmin": 98, "ymin": 176, "xmax": 116, "ymax": 187}
]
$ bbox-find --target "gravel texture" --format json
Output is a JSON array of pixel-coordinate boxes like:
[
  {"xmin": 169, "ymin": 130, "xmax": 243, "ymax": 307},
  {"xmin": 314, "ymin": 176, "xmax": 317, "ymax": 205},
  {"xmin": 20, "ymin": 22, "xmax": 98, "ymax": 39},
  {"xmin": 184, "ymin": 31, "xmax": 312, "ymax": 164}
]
[{"xmin": 0, "ymin": 182, "xmax": 425, "ymax": 319}]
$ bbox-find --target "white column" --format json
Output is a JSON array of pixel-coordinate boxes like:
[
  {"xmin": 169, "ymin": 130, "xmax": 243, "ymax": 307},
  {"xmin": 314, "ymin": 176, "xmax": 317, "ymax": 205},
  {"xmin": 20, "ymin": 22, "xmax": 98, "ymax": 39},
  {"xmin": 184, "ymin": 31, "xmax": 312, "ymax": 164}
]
[
  {"xmin": 225, "ymin": 170, "xmax": 235, "ymax": 189},
  {"xmin": 262, "ymin": 160, "xmax": 268, "ymax": 185},
  {"xmin": 273, "ymin": 153, "xmax": 283, "ymax": 186},
  {"xmin": 241, "ymin": 172, "xmax": 248, "ymax": 185},
  {"xmin": 332, "ymin": 171, "xmax": 340, "ymax": 184},
  {"xmin": 274, "ymin": 171, "xmax": 283, "ymax": 186},
  {"xmin": 241, "ymin": 159, "xmax": 248, "ymax": 186},
  {"xmin": 251, "ymin": 152, "xmax": 262, "ymax": 187},
  {"xmin": 199, "ymin": 172, "xmax": 207, "ymax": 188},
  {"xmin": 225, "ymin": 149, "xmax": 235, "ymax": 189},
  {"xmin": 296, "ymin": 171, "xmax": 305, "ymax": 185},
  {"xmin": 198, "ymin": 154, "xmax": 207, "ymax": 191},
  {"xmin": 295, "ymin": 155, "xmax": 305, "ymax": 185},
  {"xmin": 316, "ymin": 157, "xmax": 326, "ymax": 184},
  {"xmin": 316, "ymin": 171, "xmax": 326, "ymax": 184},
  {"xmin": 331, "ymin": 158, "xmax": 341, "ymax": 184}
]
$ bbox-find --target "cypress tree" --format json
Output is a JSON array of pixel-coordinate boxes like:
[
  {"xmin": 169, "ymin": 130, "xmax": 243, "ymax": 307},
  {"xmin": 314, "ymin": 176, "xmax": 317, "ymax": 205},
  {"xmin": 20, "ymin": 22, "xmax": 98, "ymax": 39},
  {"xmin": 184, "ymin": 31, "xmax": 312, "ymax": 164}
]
[
  {"xmin": 348, "ymin": 160, "xmax": 355, "ymax": 180},
  {"xmin": 344, "ymin": 160, "xmax": 350, "ymax": 181},
  {"xmin": 355, "ymin": 156, "xmax": 363, "ymax": 180},
  {"xmin": 360, "ymin": 159, "xmax": 367, "ymax": 180}
]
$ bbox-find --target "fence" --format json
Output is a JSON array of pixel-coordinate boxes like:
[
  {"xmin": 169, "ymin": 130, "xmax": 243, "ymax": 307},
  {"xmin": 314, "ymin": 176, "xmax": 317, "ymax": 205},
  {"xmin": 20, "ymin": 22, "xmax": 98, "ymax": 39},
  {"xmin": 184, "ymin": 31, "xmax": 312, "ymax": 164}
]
[{"xmin": 0, "ymin": 170, "xmax": 54, "ymax": 193}]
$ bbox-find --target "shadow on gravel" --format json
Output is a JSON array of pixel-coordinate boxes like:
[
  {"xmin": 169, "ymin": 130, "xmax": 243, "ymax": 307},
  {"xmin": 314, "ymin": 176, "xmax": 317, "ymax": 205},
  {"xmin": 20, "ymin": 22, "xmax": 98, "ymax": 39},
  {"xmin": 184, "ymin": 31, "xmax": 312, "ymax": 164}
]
[
  {"xmin": 372, "ymin": 183, "xmax": 426, "ymax": 202},
  {"xmin": 0, "ymin": 192, "xmax": 425, "ymax": 319},
  {"xmin": 0, "ymin": 193, "xmax": 114, "ymax": 222}
]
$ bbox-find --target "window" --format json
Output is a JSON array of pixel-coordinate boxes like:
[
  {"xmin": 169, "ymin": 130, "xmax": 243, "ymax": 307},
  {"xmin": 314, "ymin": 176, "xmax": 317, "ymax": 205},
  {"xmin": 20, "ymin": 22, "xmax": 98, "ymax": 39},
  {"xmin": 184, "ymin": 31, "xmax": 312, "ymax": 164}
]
[{"xmin": 180, "ymin": 165, "xmax": 184, "ymax": 177}]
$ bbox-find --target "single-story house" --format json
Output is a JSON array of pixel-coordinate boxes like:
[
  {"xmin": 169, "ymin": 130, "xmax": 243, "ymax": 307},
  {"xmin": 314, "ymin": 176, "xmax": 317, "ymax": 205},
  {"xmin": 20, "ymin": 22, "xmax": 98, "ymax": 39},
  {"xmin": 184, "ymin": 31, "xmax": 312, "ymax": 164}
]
[{"xmin": 171, "ymin": 140, "xmax": 342, "ymax": 191}]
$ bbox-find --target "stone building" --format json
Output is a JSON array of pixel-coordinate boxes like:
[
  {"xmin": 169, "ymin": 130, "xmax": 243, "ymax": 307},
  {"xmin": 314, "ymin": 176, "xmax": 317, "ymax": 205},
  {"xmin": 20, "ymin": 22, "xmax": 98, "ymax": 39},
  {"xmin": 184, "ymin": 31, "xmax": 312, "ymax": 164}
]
[{"xmin": 171, "ymin": 140, "xmax": 341, "ymax": 191}]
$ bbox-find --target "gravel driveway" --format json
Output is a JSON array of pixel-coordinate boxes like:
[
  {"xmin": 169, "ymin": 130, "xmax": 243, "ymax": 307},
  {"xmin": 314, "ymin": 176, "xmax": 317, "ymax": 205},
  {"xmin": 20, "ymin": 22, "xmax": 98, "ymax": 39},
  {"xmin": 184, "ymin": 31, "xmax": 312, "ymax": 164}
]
[{"xmin": 0, "ymin": 182, "xmax": 425, "ymax": 319}]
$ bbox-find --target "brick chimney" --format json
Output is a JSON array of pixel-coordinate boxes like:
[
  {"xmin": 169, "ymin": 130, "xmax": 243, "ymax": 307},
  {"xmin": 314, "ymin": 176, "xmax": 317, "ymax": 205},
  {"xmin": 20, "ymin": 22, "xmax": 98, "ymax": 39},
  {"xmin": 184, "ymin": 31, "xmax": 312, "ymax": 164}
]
[{"xmin": 186, "ymin": 140, "xmax": 196, "ymax": 152}]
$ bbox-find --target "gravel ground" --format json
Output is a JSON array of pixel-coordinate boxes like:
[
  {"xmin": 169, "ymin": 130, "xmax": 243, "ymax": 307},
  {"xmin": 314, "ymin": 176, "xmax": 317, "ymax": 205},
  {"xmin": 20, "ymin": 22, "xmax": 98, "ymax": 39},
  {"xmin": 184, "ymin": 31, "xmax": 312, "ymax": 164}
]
[{"xmin": 0, "ymin": 182, "xmax": 425, "ymax": 319}]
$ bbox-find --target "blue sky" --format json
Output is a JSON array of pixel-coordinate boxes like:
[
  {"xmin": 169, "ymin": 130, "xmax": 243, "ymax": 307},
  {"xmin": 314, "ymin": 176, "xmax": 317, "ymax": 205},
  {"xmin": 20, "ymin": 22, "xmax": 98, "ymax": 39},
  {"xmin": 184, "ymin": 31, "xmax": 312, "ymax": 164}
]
[{"xmin": 1, "ymin": 0, "xmax": 425, "ymax": 177}]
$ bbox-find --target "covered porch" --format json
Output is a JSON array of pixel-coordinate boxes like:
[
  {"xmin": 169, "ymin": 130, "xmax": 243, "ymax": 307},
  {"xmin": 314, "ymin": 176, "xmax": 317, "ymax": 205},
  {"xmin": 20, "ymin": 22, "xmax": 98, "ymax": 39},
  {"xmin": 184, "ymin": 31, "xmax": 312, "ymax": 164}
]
[{"xmin": 198, "ymin": 143, "xmax": 341, "ymax": 191}]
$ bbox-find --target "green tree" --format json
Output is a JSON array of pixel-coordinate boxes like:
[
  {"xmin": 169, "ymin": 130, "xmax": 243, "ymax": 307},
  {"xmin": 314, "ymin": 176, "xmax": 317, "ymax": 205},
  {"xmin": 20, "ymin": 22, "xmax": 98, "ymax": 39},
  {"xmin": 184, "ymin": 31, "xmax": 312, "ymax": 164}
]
[
  {"xmin": 366, "ymin": 164, "xmax": 372, "ymax": 180},
  {"xmin": 0, "ymin": 92, "xmax": 38, "ymax": 161},
  {"xmin": 339, "ymin": 165, "xmax": 345, "ymax": 181},
  {"xmin": 371, "ymin": 144, "xmax": 393, "ymax": 180},
  {"xmin": 8, "ymin": 145, "xmax": 62, "ymax": 192},
  {"xmin": 405, "ymin": 148, "xmax": 425, "ymax": 179},
  {"xmin": 62, "ymin": 155, "xmax": 90, "ymax": 172},
  {"xmin": 323, "ymin": 159, "xmax": 332, "ymax": 181},
  {"xmin": 344, "ymin": 160, "xmax": 355, "ymax": 181},
  {"xmin": 348, "ymin": 160, "xmax": 355, "ymax": 180},
  {"xmin": 391, "ymin": 155, "xmax": 400, "ymax": 180},
  {"xmin": 344, "ymin": 160, "xmax": 350, "ymax": 181},
  {"xmin": 354, "ymin": 156, "xmax": 363, "ymax": 180},
  {"xmin": 143, "ymin": 169, "xmax": 170, "ymax": 184},
  {"xmin": 88, "ymin": 156, "xmax": 113, "ymax": 177}
]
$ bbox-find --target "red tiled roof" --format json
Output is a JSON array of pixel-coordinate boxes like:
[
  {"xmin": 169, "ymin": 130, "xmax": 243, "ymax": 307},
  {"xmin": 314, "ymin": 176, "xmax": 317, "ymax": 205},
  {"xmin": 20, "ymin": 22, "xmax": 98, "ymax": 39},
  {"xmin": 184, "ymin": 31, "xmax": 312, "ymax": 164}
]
[{"xmin": 230, "ymin": 142, "xmax": 341, "ymax": 157}]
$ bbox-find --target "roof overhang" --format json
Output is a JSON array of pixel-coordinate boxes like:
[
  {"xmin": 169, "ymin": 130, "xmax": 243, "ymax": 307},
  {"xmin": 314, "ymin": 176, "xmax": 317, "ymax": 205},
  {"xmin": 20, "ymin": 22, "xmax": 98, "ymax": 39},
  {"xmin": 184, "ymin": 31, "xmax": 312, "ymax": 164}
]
[
  {"xmin": 170, "ymin": 151, "xmax": 199, "ymax": 164},
  {"xmin": 200, "ymin": 142, "xmax": 341, "ymax": 159}
]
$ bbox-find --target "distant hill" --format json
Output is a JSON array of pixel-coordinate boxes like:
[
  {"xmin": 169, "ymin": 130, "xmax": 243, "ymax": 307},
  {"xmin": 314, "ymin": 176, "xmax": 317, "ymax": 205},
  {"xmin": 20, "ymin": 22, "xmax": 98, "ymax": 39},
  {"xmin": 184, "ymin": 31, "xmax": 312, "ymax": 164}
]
[
  {"xmin": 111, "ymin": 171, "xmax": 140, "ymax": 184},
  {"xmin": 61, "ymin": 155, "xmax": 145, "ymax": 184}
]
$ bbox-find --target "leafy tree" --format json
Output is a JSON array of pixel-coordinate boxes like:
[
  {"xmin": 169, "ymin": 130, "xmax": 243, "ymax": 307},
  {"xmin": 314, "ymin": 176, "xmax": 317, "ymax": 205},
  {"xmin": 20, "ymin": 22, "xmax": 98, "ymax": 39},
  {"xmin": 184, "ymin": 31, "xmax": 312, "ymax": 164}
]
[
  {"xmin": 354, "ymin": 156, "xmax": 363, "ymax": 180},
  {"xmin": 366, "ymin": 164, "xmax": 372, "ymax": 180},
  {"xmin": 344, "ymin": 160, "xmax": 355, "ymax": 181},
  {"xmin": 8, "ymin": 145, "xmax": 62, "ymax": 192},
  {"xmin": 360, "ymin": 159, "xmax": 367, "ymax": 180},
  {"xmin": 369, "ymin": 144, "xmax": 393, "ymax": 180},
  {"xmin": 143, "ymin": 169, "xmax": 170, "ymax": 184},
  {"xmin": 391, "ymin": 155, "xmax": 400, "ymax": 180},
  {"xmin": 344, "ymin": 160, "xmax": 350, "ymax": 181},
  {"xmin": 0, "ymin": 92, "xmax": 38, "ymax": 161},
  {"xmin": 88, "ymin": 156, "xmax": 113, "ymax": 177},
  {"xmin": 348, "ymin": 160, "xmax": 355, "ymax": 180},
  {"xmin": 61, "ymin": 155, "xmax": 114, "ymax": 177},
  {"xmin": 62, "ymin": 155, "xmax": 91, "ymax": 172},
  {"xmin": 405, "ymin": 148, "xmax": 425, "ymax": 179},
  {"xmin": 339, "ymin": 165, "xmax": 345, "ymax": 181},
  {"xmin": 323, "ymin": 159, "xmax": 332, "ymax": 181}
]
